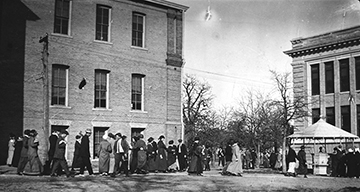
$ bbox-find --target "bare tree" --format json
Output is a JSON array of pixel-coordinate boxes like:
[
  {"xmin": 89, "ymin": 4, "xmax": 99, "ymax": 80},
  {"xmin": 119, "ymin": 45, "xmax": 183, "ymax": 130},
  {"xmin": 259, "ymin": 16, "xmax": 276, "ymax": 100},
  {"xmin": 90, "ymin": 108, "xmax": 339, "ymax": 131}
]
[
  {"xmin": 270, "ymin": 70, "xmax": 309, "ymax": 173},
  {"xmin": 182, "ymin": 74, "xmax": 214, "ymax": 142}
]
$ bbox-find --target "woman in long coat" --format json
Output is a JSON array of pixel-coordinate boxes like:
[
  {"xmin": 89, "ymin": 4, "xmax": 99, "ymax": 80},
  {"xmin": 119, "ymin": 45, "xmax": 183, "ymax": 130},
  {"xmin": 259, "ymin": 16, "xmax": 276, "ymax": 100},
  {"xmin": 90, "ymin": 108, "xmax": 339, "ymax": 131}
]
[
  {"xmin": 98, "ymin": 134, "xmax": 112, "ymax": 175},
  {"xmin": 167, "ymin": 140, "xmax": 177, "ymax": 172},
  {"xmin": 156, "ymin": 135, "xmax": 167, "ymax": 172},
  {"xmin": 135, "ymin": 134, "xmax": 147, "ymax": 173},
  {"xmin": 12, "ymin": 136, "xmax": 23, "ymax": 167},
  {"xmin": 26, "ymin": 130, "xmax": 43, "ymax": 175},
  {"xmin": 146, "ymin": 137, "xmax": 157, "ymax": 172},
  {"xmin": 71, "ymin": 135, "xmax": 82, "ymax": 171},
  {"xmin": 226, "ymin": 142, "xmax": 243, "ymax": 176},
  {"xmin": 188, "ymin": 137, "xmax": 203, "ymax": 176}
]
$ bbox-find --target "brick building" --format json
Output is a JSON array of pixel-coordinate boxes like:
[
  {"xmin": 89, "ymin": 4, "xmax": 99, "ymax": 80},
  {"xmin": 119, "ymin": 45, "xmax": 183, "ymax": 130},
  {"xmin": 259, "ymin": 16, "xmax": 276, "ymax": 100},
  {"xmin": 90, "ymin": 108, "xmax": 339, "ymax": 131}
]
[
  {"xmin": 284, "ymin": 26, "xmax": 360, "ymax": 137},
  {"xmin": 0, "ymin": 0, "xmax": 188, "ymax": 164}
]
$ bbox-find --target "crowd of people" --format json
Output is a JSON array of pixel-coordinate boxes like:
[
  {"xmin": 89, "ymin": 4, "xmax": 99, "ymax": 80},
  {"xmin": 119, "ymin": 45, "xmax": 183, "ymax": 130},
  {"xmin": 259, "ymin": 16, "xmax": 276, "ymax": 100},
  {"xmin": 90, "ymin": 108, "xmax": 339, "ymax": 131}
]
[{"xmin": 330, "ymin": 146, "xmax": 360, "ymax": 178}]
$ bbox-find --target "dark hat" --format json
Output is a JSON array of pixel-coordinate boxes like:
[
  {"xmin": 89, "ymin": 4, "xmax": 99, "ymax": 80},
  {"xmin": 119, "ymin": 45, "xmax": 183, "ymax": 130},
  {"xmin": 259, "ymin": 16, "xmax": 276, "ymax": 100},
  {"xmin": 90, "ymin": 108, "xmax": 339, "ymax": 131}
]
[
  {"xmin": 139, "ymin": 134, "xmax": 144, "ymax": 139},
  {"xmin": 148, "ymin": 137, "xmax": 154, "ymax": 142},
  {"xmin": 75, "ymin": 135, "xmax": 81, "ymax": 139},
  {"xmin": 121, "ymin": 135, "xmax": 127, "ymax": 139},
  {"xmin": 300, "ymin": 145, "xmax": 305, "ymax": 149},
  {"xmin": 169, "ymin": 140, "xmax": 174, "ymax": 144},
  {"xmin": 108, "ymin": 133, "xmax": 115, "ymax": 139},
  {"xmin": 61, "ymin": 130, "xmax": 69, "ymax": 135},
  {"xmin": 178, "ymin": 139, "xmax": 183, "ymax": 142},
  {"xmin": 159, "ymin": 135, "xmax": 165, "ymax": 140},
  {"xmin": 115, "ymin": 133, "xmax": 122, "ymax": 137},
  {"xmin": 24, "ymin": 129, "xmax": 31, "ymax": 135},
  {"xmin": 194, "ymin": 136, "xmax": 200, "ymax": 141}
]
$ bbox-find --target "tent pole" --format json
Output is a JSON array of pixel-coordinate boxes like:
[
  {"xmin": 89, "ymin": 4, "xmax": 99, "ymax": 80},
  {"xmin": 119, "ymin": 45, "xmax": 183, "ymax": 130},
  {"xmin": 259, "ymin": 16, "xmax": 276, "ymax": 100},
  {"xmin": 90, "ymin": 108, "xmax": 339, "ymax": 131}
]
[{"xmin": 324, "ymin": 138, "xmax": 327, "ymax": 153}]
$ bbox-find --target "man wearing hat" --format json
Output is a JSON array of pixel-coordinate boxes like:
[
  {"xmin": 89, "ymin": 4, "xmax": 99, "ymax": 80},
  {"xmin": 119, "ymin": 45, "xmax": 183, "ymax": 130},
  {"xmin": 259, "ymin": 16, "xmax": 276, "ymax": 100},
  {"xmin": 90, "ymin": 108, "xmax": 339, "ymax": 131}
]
[
  {"xmin": 51, "ymin": 131, "xmax": 73, "ymax": 177},
  {"xmin": 79, "ymin": 129, "xmax": 93, "ymax": 176},
  {"xmin": 111, "ymin": 133, "xmax": 130, "ymax": 177},
  {"xmin": 177, "ymin": 139, "xmax": 187, "ymax": 172},
  {"xmin": 17, "ymin": 129, "xmax": 30, "ymax": 175},
  {"xmin": 345, "ymin": 148, "xmax": 357, "ymax": 178},
  {"xmin": 297, "ymin": 146, "xmax": 307, "ymax": 178}
]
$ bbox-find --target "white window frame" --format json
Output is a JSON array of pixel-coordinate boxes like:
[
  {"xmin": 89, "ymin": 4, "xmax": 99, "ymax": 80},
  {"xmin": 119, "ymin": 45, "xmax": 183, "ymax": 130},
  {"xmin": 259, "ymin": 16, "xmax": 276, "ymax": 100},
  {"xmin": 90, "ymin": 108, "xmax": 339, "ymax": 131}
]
[
  {"xmin": 95, "ymin": 5, "xmax": 112, "ymax": 42},
  {"xmin": 94, "ymin": 70, "xmax": 110, "ymax": 109},
  {"xmin": 132, "ymin": 12, "xmax": 146, "ymax": 48},
  {"xmin": 53, "ymin": 0, "xmax": 72, "ymax": 36},
  {"xmin": 51, "ymin": 65, "xmax": 69, "ymax": 107},
  {"xmin": 131, "ymin": 74, "xmax": 145, "ymax": 111}
]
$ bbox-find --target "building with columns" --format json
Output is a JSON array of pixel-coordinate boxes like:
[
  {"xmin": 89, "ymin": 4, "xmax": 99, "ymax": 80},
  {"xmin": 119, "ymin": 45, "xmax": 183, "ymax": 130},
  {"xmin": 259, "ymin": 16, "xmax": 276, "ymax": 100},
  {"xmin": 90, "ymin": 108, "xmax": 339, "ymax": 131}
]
[
  {"xmin": 284, "ymin": 25, "xmax": 360, "ymax": 137},
  {"xmin": 0, "ymin": 0, "xmax": 188, "ymax": 165}
]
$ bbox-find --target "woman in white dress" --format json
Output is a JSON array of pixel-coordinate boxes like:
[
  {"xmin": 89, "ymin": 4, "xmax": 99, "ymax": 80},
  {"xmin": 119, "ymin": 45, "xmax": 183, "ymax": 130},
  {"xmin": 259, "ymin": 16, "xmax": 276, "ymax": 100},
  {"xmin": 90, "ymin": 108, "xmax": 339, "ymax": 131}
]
[{"xmin": 225, "ymin": 141, "xmax": 243, "ymax": 177}]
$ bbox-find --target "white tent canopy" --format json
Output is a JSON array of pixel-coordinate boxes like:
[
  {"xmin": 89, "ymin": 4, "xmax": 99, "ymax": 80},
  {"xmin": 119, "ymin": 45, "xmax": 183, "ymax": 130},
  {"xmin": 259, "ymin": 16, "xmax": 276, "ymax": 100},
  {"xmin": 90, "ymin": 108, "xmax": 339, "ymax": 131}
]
[{"xmin": 288, "ymin": 119, "xmax": 359, "ymax": 140}]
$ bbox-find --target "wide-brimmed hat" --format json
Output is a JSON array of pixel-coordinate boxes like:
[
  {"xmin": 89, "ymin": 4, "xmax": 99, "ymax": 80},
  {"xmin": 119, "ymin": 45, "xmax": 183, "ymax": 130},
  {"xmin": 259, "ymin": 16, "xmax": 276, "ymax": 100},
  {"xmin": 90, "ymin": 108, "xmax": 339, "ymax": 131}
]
[
  {"xmin": 159, "ymin": 135, "xmax": 165, "ymax": 140},
  {"xmin": 148, "ymin": 137, "xmax": 154, "ymax": 142},
  {"xmin": 85, "ymin": 129, "xmax": 92, "ymax": 133}
]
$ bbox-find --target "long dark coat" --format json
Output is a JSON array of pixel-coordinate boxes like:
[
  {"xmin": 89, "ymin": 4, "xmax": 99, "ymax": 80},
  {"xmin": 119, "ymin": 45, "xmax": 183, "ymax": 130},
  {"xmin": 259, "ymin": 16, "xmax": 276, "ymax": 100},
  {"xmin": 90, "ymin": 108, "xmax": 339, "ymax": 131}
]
[
  {"xmin": 80, "ymin": 135, "xmax": 91, "ymax": 158},
  {"xmin": 167, "ymin": 145, "xmax": 177, "ymax": 168},
  {"xmin": 48, "ymin": 134, "xmax": 58, "ymax": 160},
  {"xmin": 297, "ymin": 149, "xmax": 307, "ymax": 174},
  {"xmin": 72, "ymin": 141, "xmax": 82, "ymax": 168},
  {"xmin": 156, "ymin": 140, "xmax": 167, "ymax": 171},
  {"xmin": 146, "ymin": 142, "xmax": 157, "ymax": 171},
  {"xmin": 345, "ymin": 152, "xmax": 357, "ymax": 177},
  {"xmin": 53, "ymin": 138, "xmax": 66, "ymax": 160},
  {"xmin": 188, "ymin": 142, "xmax": 203, "ymax": 174},
  {"xmin": 12, "ymin": 140, "xmax": 22, "ymax": 167}
]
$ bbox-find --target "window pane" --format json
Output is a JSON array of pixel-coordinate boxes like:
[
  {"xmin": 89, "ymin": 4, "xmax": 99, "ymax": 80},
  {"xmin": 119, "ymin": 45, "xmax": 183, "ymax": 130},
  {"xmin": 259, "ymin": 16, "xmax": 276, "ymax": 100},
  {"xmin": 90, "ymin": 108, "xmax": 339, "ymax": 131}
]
[
  {"xmin": 311, "ymin": 64, "xmax": 320, "ymax": 95},
  {"xmin": 95, "ymin": 5, "xmax": 110, "ymax": 41},
  {"xmin": 356, "ymin": 57, "xmax": 360, "ymax": 90},
  {"xmin": 340, "ymin": 59, "xmax": 350, "ymax": 92},
  {"xmin": 54, "ymin": 0, "xmax": 70, "ymax": 35},
  {"xmin": 325, "ymin": 61, "xmax": 334, "ymax": 94},
  {"xmin": 312, "ymin": 108, "xmax": 320, "ymax": 124}
]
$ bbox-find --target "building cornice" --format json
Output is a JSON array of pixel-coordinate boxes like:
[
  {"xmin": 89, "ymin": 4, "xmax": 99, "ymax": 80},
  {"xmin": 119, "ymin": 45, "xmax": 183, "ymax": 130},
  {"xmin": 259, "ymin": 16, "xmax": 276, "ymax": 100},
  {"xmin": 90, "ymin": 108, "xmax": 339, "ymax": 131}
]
[{"xmin": 144, "ymin": 0, "xmax": 189, "ymax": 12}]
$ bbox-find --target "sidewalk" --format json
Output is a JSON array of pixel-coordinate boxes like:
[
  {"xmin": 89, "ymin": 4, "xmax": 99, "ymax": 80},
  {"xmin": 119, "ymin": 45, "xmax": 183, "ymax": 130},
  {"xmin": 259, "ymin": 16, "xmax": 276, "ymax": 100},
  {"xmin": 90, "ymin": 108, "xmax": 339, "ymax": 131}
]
[{"xmin": 0, "ymin": 165, "xmax": 17, "ymax": 175}]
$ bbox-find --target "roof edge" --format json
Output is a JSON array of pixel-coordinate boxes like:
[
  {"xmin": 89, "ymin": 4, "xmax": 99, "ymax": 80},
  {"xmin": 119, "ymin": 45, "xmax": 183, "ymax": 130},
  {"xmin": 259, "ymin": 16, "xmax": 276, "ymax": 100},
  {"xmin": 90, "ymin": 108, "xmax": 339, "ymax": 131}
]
[{"xmin": 144, "ymin": 0, "xmax": 189, "ymax": 11}]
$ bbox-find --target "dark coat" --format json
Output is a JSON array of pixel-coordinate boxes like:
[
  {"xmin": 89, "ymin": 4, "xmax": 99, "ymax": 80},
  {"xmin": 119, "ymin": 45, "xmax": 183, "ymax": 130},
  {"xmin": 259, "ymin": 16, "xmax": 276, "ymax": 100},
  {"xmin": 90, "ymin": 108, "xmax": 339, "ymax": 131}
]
[
  {"xmin": 177, "ymin": 143, "xmax": 187, "ymax": 156},
  {"xmin": 53, "ymin": 138, "xmax": 66, "ymax": 160},
  {"xmin": 297, "ymin": 149, "xmax": 307, "ymax": 174},
  {"xmin": 225, "ymin": 145, "xmax": 232, "ymax": 162},
  {"xmin": 80, "ymin": 135, "xmax": 91, "ymax": 158},
  {"xmin": 72, "ymin": 141, "xmax": 82, "ymax": 168},
  {"xmin": 48, "ymin": 134, "xmax": 58, "ymax": 159},
  {"xmin": 113, "ymin": 138, "xmax": 130, "ymax": 154},
  {"xmin": 12, "ymin": 140, "xmax": 22, "ymax": 167},
  {"xmin": 286, "ymin": 147, "xmax": 297, "ymax": 163},
  {"xmin": 20, "ymin": 136, "xmax": 29, "ymax": 158}
]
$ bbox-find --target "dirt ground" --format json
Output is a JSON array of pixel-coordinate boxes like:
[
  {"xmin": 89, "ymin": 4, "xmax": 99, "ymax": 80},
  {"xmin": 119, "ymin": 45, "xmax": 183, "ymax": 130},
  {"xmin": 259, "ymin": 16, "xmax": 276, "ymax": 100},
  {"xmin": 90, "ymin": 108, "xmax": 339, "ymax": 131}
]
[{"xmin": 1, "ymin": 166, "xmax": 360, "ymax": 192}]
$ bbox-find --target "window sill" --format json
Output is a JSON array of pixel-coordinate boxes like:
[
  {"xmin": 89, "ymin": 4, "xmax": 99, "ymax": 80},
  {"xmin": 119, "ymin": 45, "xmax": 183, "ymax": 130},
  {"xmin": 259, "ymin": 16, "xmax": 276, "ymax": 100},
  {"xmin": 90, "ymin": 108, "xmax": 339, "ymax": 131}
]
[
  {"xmin": 93, "ymin": 40, "xmax": 113, "ymax": 45},
  {"xmin": 50, "ymin": 105, "xmax": 72, "ymax": 109},
  {"xmin": 130, "ymin": 110, "xmax": 148, "ymax": 114},
  {"xmin": 51, "ymin": 33, "xmax": 73, "ymax": 39},
  {"xmin": 92, "ymin": 108, "xmax": 112, "ymax": 111},
  {"xmin": 131, "ymin": 46, "xmax": 148, "ymax": 51}
]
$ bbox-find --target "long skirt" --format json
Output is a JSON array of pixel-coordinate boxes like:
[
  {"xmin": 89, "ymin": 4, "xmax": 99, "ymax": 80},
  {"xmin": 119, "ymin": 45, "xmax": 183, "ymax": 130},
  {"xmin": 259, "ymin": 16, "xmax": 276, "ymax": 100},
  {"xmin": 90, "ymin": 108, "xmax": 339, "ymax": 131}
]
[
  {"xmin": 71, "ymin": 155, "xmax": 82, "ymax": 169},
  {"xmin": 287, "ymin": 162, "xmax": 296, "ymax": 173},
  {"xmin": 147, "ymin": 156, "xmax": 157, "ymax": 172},
  {"xmin": 25, "ymin": 156, "xmax": 43, "ymax": 175},
  {"xmin": 227, "ymin": 160, "xmax": 243, "ymax": 175},
  {"xmin": 156, "ymin": 152, "xmax": 167, "ymax": 171},
  {"xmin": 99, "ymin": 154, "xmax": 110, "ymax": 173},
  {"xmin": 7, "ymin": 150, "xmax": 14, "ymax": 165},
  {"xmin": 188, "ymin": 155, "xmax": 203, "ymax": 174},
  {"xmin": 137, "ymin": 150, "xmax": 147, "ymax": 170},
  {"xmin": 109, "ymin": 156, "xmax": 115, "ymax": 173}
]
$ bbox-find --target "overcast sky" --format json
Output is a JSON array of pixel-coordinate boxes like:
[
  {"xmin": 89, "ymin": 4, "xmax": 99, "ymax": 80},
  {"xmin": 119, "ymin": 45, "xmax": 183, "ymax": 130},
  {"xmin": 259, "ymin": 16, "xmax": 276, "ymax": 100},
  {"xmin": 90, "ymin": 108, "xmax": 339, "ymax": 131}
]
[{"xmin": 172, "ymin": 0, "xmax": 360, "ymax": 109}]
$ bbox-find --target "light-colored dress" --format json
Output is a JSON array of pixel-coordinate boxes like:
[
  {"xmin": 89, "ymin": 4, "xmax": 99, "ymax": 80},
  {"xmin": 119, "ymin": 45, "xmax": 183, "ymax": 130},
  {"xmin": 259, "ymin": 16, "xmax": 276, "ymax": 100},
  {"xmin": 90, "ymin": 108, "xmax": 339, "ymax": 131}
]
[
  {"xmin": 7, "ymin": 139, "xmax": 15, "ymax": 165},
  {"xmin": 98, "ymin": 139, "xmax": 112, "ymax": 174},
  {"xmin": 226, "ymin": 143, "xmax": 243, "ymax": 175}
]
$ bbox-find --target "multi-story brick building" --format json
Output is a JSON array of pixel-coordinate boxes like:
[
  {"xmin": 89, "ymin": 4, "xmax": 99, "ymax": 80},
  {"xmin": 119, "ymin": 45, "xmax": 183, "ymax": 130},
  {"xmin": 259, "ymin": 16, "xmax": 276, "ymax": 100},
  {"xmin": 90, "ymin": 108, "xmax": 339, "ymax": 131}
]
[
  {"xmin": 0, "ymin": 0, "xmax": 188, "ymax": 164},
  {"xmin": 284, "ymin": 26, "xmax": 360, "ymax": 137}
]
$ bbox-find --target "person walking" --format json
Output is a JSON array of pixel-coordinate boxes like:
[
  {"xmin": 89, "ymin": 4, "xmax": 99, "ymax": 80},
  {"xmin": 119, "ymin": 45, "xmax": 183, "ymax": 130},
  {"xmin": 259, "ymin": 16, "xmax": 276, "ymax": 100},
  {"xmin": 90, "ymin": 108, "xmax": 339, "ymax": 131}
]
[
  {"xmin": 285, "ymin": 145, "xmax": 297, "ymax": 177},
  {"xmin": 27, "ymin": 130, "xmax": 43, "ymax": 175},
  {"xmin": 345, "ymin": 148, "xmax": 357, "ymax": 178},
  {"xmin": 204, "ymin": 145, "xmax": 212, "ymax": 171},
  {"xmin": 167, "ymin": 140, "xmax": 177, "ymax": 172},
  {"xmin": 297, "ymin": 146, "xmax": 307, "ymax": 178},
  {"xmin": 146, "ymin": 137, "xmax": 157, "ymax": 172},
  {"xmin": 188, "ymin": 137, "xmax": 203, "ymax": 176},
  {"xmin": 225, "ymin": 141, "xmax": 243, "ymax": 177},
  {"xmin": 245, "ymin": 149, "xmax": 252, "ymax": 169},
  {"xmin": 12, "ymin": 136, "xmax": 23, "ymax": 167},
  {"xmin": 71, "ymin": 135, "xmax": 82, "ymax": 172},
  {"xmin": 135, "ymin": 134, "xmax": 147, "ymax": 174},
  {"xmin": 98, "ymin": 133, "xmax": 112, "ymax": 176},
  {"xmin": 354, "ymin": 148, "xmax": 360, "ymax": 178},
  {"xmin": 111, "ymin": 133, "xmax": 130, "ymax": 177},
  {"xmin": 222, "ymin": 140, "xmax": 233, "ymax": 174},
  {"xmin": 156, "ymin": 135, "xmax": 168, "ymax": 172},
  {"xmin": 217, "ymin": 147, "xmax": 225, "ymax": 167},
  {"xmin": 7, "ymin": 133, "xmax": 16, "ymax": 166},
  {"xmin": 177, "ymin": 139, "xmax": 187, "ymax": 171},
  {"xmin": 107, "ymin": 133, "xmax": 116, "ymax": 174},
  {"xmin": 46, "ymin": 130, "xmax": 60, "ymax": 175},
  {"xmin": 79, "ymin": 129, "xmax": 94, "ymax": 176},
  {"xmin": 17, "ymin": 130, "xmax": 30, "ymax": 175},
  {"xmin": 50, "ymin": 130, "xmax": 73, "ymax": 177}
]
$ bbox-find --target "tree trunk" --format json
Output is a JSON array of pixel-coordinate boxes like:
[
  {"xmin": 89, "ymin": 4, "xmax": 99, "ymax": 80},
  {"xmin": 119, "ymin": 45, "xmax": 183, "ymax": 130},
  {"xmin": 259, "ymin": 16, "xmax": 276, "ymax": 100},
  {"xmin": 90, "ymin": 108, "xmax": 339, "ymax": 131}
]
[
  {"xmin": 256, "ymin": 143, "xmax": 261, "ymax": 169},
  {"xmin": 282, "ymin": 136, "xmax": 287, "ymax": 173}
]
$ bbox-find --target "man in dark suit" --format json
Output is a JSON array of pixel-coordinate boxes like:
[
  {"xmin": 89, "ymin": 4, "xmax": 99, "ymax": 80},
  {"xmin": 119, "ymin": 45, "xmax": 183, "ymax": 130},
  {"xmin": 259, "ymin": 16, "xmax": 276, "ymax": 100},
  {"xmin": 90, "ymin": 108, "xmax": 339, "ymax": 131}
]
[
  {"xmin": 50, "ymin": 130, "xmax": 73, "ymax": 177},
  {"xmin": 46, "ymin": 130, "xmax": 60, "ymax": 174},
  {"xmin": 111, "ymin": 133, "xmax": 130, "ymax": 177},
  {"xmin": 177, "ymin": 139, "xmax": 187, "ymax": 171},
  {"xmin": 79, "ymin": 129, "xmax": 93, "ymax": 176},
  {"xmin": 17, "ymin": 129, "xmax": 30, "ymax": 175}
]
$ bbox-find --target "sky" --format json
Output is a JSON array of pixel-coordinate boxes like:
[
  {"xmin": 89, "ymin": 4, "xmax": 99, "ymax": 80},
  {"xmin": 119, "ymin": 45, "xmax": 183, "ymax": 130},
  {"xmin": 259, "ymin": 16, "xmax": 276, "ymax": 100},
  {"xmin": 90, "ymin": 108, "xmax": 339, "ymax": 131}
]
[{"xmin": 172, "ymin": 0, "xmax": 360, "ymax": 109}]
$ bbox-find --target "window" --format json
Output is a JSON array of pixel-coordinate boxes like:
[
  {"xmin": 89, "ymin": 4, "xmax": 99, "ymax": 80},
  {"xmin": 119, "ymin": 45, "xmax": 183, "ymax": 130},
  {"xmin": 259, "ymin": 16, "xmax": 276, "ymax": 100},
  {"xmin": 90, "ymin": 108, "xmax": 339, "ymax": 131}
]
[
  {"xmin": 312, "ymin": 108, "xmax": 320, "ymax": 124},
  {"xmin": 51, "ymin": 65, "xmax": 68, "ymax": 106},
  {"xmin": 132, "ymin": 12, "xmax": 145, "ymax": 47},
  {"xmin": 311, "ymin": 64, "xmax": 320, "ymax": 95},
  {"xmin": 54, "ymin": 0, "xmax": 71, "ymax": 35},
  {"xmin": 93, "ymin": 127, "xmax": 108, "ymax": 158},
  {"xmin": 325, "ymin": 61, "xmax": 334, "ymax": 94},
  {"xmin": 94, "ymin": 70, "xmax": 109, "ymax": 108},
  {"xmin": 131, "ymin": 74, "xmax": 145, "ymax": 110},
  {"xmin": 326, "ymin": 107, "xmax": 335, "ymax": 126},
  {"xmin": 173, "ymin": 18, "xmax": 177, "ymax": 52},
  {"xmin": 95, "ymin": 5, "xmax": 111, "ymax": 41},
  {"xmin": 340, "ymin": 58, "xmax": 350, "ymax": 92},
  {"xmin": 341, "ymin": 106, "xmax": 351, "ymax": 133},
  {"xmin": 356, "ymin": 57, "xmax": 360, "ymax": 90}
]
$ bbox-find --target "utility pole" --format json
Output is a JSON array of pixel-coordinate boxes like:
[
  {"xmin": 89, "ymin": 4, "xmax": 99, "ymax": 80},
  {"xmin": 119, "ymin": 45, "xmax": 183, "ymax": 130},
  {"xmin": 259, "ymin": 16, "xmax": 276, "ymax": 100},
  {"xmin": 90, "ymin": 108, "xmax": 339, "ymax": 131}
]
[{"xmin": 39, "ymin": 33, "xmax": 49, "ymax": 162}]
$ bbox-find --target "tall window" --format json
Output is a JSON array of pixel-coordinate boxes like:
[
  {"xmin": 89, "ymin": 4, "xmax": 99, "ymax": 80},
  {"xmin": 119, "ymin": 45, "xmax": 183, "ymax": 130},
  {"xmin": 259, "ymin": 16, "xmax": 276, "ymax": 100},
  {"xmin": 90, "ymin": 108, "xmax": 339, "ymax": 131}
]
[
  {"xmin": 311, "ymin": 64, "xmax": 320, "ymax": 95},
  {"xmin": 341, "ymin": 106, "xmax": 351, "ymax": 133},
  {"xmin": 356, "ymin": 57, "xmax": 360, "ymax": 90},
  {"xmin": 54, "ymin": 0, "xmax": 71, "ymax": 35},
  {"xmin": 93, "ymin": 127, "xmax": 108, "ymax": 158},
  {"xmin": 325, "ymin": 61, "xmax": 334, "ymax": 94},
  {"xmin": 340, "ymin": 58, "xmax": 350, "ymax": 92},
  {"xmin": 132, "ymin": 12, "xmax": 145, "ymax": 47},
  {"xmin": 52, "ymin": 65, "xmax": 68, "ymax": 106},
  {"xmin": 95, "ymin": 5, "xmax": 111, "ymax": 41},
  {"xmin": 312, "ymin": 108, "xmax": 320, "ymax": 124},
  {"xmin": 94, "ymin": 70, "xmax": 109, "ymax": 108},
  {"xmin": 326, "ymin": 107, "xmax": 335, "ymax": 126},
  {"xmin": 131, "ymin": 74, "xmax": 145, "ymax": 110}
]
